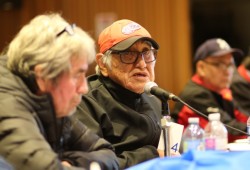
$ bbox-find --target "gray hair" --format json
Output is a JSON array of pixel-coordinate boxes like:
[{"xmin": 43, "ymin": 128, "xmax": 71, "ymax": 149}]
[
  {"xmin": 6, "ymin": 13, "xmax": 95, "ymax": 81},
  {"xmin": 95, "ymin": 50, "xmax": 113, "ymax": 75}
]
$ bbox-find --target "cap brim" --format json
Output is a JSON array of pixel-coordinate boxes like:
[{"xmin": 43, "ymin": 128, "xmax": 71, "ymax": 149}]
[
  {"xmin": 111, "ymin": 36, "xmax": 159, "ymax": 51},
  {"xmin": 212, "ymin": 48, "xmax": 244, "ymax": 58},
  {"xmin": 194, "ymin": 48, "xmax": 244, "ymax": 64}
]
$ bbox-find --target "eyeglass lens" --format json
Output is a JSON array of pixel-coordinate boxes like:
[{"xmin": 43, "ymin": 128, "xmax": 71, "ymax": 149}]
[
  {"xmin": 117, "ymin": 49, "xmax": 157, "ymax": 64},
  {"xmin": 203, "ymin": 60, "xmax": 234, "ymax": 70}
]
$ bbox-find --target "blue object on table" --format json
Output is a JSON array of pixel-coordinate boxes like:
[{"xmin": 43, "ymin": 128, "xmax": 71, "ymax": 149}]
[
  {"xmin": 126, "ymin": 150, "xmax": 250, "ymax": 170},
  {"xmin": 0, "ymin": 156, "xmax": 13, "ymax": 170}
]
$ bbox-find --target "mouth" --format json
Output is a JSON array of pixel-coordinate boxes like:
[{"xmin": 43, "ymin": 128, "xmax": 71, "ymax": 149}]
[
  {"xmin": 133, "ymin": 72, "xmax": 148, "ymax": 78},
  {"xmin": 72, "ymin": 96, "xmax": 82, "ymax": 106}
]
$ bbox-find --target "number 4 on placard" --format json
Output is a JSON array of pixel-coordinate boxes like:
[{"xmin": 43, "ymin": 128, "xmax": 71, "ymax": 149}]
[{"xmin": 171, "ymin": 143, "xmax": 178, "ymax": 152}]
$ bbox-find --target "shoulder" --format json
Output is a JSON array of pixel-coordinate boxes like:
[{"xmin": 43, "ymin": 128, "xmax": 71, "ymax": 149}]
[
  {"xmin": 87, "ymin": 74, "xmax": 102, "ymax": 90},
  {"xmin": 179, "ymin": 80, "xmax": 212, "ymax": 100},
  {"xmin": 83, "ymin": 76, "xmax": 113, "ymax": 105}
]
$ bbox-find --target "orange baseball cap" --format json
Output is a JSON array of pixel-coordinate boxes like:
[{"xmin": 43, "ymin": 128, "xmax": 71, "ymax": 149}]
[{"xmin": 98, "ymin": 19, "xmax": 159, "ymax": 53}]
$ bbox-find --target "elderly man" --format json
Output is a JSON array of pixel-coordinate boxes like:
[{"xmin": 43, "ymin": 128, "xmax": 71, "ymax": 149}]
[
  {"xmin": 76, "ymin": 19, "xmax": 162, "ymax": 169},
  {"xmin": 172, "ymin": 38, "xmax": 248, "ymax": 142},
  {"xmin": 0, "ymin": 13, "xmax": 118, "ymax": 170}
]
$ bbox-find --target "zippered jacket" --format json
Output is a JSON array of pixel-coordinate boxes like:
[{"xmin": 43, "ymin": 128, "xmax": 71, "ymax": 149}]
[
  {"xmin": 76, "ymin": 75, "xmax": 162, "ymax": 169},
  {"xmin": 0, "ymin": 56, "xmax": 119, "ymax": 170}
]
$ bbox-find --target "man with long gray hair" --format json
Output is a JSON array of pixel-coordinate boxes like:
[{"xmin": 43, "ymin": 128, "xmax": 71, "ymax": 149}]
[{"xmin": 0, "ymin": 13, "xmax": 118, "ymax": 170}]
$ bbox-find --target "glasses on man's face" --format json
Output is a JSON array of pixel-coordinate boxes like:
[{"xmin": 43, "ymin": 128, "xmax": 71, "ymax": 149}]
[
  {"xmin": 202, "ymin": 60, "xmax": 235, "ymax": 70},
  {"xmin": 111, "ymin": 49, "xmax": 157, "ymax": 64},
  {"xmin": 56, "ymin": 24, "xmax": 76, "ymax": 37}
]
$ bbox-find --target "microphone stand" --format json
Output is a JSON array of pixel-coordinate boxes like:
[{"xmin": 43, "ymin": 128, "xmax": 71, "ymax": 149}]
[{"xmin": 161, "ymin": 101, "xmax": 171, "ymax": 157}]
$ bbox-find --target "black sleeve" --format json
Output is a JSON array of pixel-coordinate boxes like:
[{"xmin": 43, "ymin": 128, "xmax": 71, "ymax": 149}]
[
  {"xmin": 75, "ymin": 98, "xmax": 160, "ymax": 169},
  {"xmin": 62, "ymin": 117, "xmax": 119, "ymax": 170},
  {"xmin": 117, "ymin": 145, "xmax": 159, "ymax": 169}
]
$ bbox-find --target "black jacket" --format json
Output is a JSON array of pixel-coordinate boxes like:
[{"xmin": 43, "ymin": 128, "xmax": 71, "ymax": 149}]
[
  {"xmin": 0, "ymin": 56, "xmax": 119, "ymax": 170},
  {"xmin": 76, "ymin": 75, "xmax": 162, "ymax": 169},
  {"xmin": 172, "ymin": 74, "xmax": 248, "ymax": 142}
]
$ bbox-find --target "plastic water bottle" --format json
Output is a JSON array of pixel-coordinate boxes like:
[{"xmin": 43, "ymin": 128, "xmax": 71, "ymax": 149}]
[
  {"xmin": 247, "ymin": 116, "xmax": 250, "ymax": 143},
  {"xmin": 182, "ymin": 117, "xmax": 205, "ymax": 152},
  {"xmin": 204, "ymin": 113, "xmax": 228, "ymax": 150}
]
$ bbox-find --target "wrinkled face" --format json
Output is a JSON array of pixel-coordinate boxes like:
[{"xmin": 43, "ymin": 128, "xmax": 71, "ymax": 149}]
[
  {"xmin": 46, "ymin": 56, "xmax": 89, "ymax": 117},
  {"xmin": 197, "ymin": 53, "xmax": 235, "ymax": 91},
  {"xmin": 105, "ymin": 41, "xmax": 156, "ymax": 94}
]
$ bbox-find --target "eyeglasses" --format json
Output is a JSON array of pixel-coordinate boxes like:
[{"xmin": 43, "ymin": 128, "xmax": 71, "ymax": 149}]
[
  {"xmin": 202, "ymin": 60, "xmax": 235, "ymax": 70},
  {"xmin": 111, "ymin": 49, "xmax": 157, "ymax": 64},
  {"xmin": 56, "ymin": 24, "xmax": 76, "ymax": 37}
]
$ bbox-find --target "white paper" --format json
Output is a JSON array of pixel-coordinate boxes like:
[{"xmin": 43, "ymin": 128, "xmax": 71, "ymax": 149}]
[{"xmin": 158, "ymin": 122, "xmax": 184, "ymax": 155}]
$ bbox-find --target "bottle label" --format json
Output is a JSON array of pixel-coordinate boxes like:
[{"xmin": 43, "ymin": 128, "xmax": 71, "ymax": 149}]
[
  {"xmin": 205, "ymin": 137, "xmax": 228, "ymax": 150},
  {"xmin": 205, "ymin": 138, "xmax": 216, "ymax": 150},
  {"xmin": 183, "ymin": 139, "xmax": 204, "ymax": 152}
]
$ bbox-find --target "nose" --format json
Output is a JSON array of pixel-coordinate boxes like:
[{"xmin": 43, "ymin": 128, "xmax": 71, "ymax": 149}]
[
  {"xmin": 77, "ymin": 77, "xmax": 89, "ymax": 94},
  {"xmin": 136, "ymin": 54, "xmax": 147, "ymax": 68},
  {"xmin": 224, "ymin": 64, "xmax": 234, "ymax": 74}
]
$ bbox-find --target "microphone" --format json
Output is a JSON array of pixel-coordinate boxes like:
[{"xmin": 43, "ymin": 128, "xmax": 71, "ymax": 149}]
[{"xmin": 144, "ymin": 82, "xmax": 180, "ymax": 102}]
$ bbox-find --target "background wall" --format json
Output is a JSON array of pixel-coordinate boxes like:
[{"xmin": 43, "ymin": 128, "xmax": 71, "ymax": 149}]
[
  {"xmin": 0, "ymin": 0, "xmax": 192, "ymax": 108},
  {"xmin": 191, "ymin": 0, "xmax": 250, "ymax": 66}
]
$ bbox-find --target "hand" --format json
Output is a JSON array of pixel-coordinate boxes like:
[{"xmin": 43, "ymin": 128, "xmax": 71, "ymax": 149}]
[
  {"xmin": 62, "ymin": 161, "xmax": 72, "ymax": 167},
  {"xmin": 157, "ymin": 149, "xmax": 165, "ymax": 158}
]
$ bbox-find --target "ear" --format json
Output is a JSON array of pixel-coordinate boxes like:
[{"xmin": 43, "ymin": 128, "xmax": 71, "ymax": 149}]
[
  {"xmin": 34, "ymin": 65, "xmax": 47, "ymax": 93},
  {"xmin": 96, "ymin": 53, "xmax": 109, "ymax": 77},
  {"xmin": 196, "ymin": 60, "xmax": 205, "ymax": 77}
]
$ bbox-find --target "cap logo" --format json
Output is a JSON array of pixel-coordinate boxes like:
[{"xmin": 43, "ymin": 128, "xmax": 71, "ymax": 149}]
[
  {"xmin": 216, "ymin": 38, "xmax": 230, "ymax": 50},
  {"xmin": 122, "ymin": 22, "xmax": 141, "ymax": 35}
]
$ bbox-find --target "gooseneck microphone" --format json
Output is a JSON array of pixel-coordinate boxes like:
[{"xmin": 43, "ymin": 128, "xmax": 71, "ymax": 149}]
[
  {"xmin": 144, "ymin": 82, "xmax": 180, "ymax": 102},
  {"xmin": 144, "ymin": 81, "xmax": 248, "ymax": 135}
]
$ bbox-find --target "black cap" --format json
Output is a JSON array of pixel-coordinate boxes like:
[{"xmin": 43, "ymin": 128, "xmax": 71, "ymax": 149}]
[{"xmin": 194, "ymin": 38, "xmax": 243, "ymax": 63}]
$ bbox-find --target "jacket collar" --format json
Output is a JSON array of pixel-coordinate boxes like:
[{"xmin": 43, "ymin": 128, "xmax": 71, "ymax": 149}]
[
  {"xmin": 99, "ymin": 75, "xmax": 142, "ymax": 110},
  {"xmin": 192, "ymin": 74, "xmax": 232, "ymax": 101}
]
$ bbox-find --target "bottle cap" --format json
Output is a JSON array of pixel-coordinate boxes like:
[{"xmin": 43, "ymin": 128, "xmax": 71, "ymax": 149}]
[
  {"xmin": 208, "ymin": 113, "xmax": 221, "ymax": 121},
  {"xmin": 188, "ymin": 117, "xmax": 199, "ymax": 123}
]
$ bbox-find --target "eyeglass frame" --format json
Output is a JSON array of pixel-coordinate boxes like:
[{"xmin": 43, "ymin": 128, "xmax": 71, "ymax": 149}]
[
  {"xmin": 202, "ymin": 60, "xmax": 235, "ymax": 70},
  {"xmin": 56, "ymin": 24, "xmax": 76, "ymax": 37},
  {"xmin": 111, "ymin": 49, "xmax": 158, "ymax": 64}
]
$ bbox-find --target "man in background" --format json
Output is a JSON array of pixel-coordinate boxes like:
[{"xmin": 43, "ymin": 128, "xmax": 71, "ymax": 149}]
[{"xmin": 173, "ymin": 38, "xmax": 248, "ymax": 142}]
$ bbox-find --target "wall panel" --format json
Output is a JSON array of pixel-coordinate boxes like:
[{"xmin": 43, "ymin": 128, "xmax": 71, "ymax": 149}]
[{"xmin": 0, "ymin": 0, "xmax": 192, "ymax": 108}]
